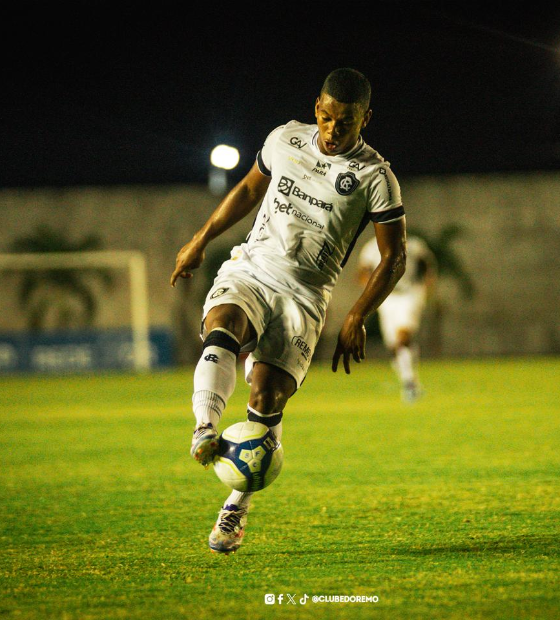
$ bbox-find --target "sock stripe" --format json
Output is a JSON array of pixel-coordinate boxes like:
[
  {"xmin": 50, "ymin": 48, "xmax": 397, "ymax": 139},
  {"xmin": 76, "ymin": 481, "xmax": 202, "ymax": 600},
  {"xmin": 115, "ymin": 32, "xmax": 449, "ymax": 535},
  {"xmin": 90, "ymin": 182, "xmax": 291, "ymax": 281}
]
[
  {"xmin": 203, "ymin": 329, "xmax": 241, "ymax": 357},
  {"xmin": 247, "ymin": 407, "xmax": 283, "ymax": 428}
]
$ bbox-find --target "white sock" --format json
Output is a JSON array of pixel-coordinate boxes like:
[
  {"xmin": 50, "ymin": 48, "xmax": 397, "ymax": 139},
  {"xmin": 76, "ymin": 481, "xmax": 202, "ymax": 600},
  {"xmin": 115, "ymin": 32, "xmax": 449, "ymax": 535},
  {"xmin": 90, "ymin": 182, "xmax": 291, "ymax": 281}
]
[
  {"xmin": 395, "ymin": 345, "xmax": 416, "ymax": 384},
  {"xmin": 224, "ymin": 490, "xmax": 253, "ymax": 510},
  {"xmin": 247, "ymin": 406, "xmax": 283, "ymax": 441},
  {"xmin": 192, "ymin": 328, "xmax": 240, "ymax": 428}
]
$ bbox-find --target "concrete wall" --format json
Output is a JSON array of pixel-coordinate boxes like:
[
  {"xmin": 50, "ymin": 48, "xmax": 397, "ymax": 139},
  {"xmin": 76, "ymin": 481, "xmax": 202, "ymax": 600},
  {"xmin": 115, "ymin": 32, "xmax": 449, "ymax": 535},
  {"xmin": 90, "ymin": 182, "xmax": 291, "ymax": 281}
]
[{"xmin": 1, "ymin": 172, "xmax": 559, "ymax": 362}]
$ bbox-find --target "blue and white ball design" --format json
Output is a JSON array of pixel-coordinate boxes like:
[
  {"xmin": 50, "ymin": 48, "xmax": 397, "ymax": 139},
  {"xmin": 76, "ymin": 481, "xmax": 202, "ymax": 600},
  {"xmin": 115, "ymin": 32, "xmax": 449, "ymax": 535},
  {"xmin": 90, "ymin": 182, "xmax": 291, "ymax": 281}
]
[{"xmin": 213, "ymin": 421, "xmax": 284, "ymax": 492}]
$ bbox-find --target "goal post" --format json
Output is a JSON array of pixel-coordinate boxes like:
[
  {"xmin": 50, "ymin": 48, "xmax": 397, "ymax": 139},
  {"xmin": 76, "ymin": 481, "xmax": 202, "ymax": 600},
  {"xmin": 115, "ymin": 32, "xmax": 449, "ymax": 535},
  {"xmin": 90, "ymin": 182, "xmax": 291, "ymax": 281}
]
[{"xmin": 0, "ymin": 251, "xmax": 151, "ymax": 371}]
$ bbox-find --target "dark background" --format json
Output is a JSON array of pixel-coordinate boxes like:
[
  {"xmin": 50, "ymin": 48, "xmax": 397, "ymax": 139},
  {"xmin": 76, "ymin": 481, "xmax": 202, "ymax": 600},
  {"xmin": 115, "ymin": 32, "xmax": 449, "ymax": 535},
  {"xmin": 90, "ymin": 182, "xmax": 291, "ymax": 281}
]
[{"xmin": 2, "ymin": 1, "xmax": 560, "ymax": 188}]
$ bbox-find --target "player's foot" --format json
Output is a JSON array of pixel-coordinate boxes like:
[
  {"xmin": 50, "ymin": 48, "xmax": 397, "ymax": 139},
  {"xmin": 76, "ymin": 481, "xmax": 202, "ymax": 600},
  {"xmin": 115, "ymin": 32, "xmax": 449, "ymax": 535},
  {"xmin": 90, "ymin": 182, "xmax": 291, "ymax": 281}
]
[
  {"xmin": 208, "ymin": 504, "xmax": 248, "ymax": 555},
  {"xmin": 190, "ymin": 423, "xmax": 219, "ymax": 467},
  {"xmin": 402, "ymin": 381, "xmax": 424, "ymax": 403}
]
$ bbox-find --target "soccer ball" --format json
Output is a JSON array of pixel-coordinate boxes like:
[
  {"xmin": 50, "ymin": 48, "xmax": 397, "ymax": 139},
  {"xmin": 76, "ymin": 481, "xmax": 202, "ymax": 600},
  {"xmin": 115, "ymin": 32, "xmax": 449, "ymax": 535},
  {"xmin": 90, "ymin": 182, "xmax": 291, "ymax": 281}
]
[{"xmin": 213, "ymin": 421, "xmax": 283, "ymax": 492}]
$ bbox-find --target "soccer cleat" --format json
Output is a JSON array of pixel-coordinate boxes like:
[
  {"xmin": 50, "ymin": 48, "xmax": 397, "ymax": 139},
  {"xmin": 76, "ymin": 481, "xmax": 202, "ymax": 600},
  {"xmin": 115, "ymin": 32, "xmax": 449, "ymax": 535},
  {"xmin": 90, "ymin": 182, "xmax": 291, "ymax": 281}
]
[
  {"xmin": 190, "ymin": 423, "xmax": 219, "ymax": 467},
  {"xmin": 402, "ymin": 380, "xmax": 424, "ymax": 403},
  {"xmin": 208, "ymin": 504, "xmax": 248, "ymax": 554}
]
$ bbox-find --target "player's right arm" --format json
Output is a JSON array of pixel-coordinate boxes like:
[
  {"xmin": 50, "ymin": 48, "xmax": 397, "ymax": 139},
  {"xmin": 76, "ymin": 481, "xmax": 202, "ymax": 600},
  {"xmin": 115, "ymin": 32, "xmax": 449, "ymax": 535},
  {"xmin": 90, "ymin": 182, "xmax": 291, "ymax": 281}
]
[{"xmin": 170, "ymin": 162, "xmax": 270, "ymax": 287}]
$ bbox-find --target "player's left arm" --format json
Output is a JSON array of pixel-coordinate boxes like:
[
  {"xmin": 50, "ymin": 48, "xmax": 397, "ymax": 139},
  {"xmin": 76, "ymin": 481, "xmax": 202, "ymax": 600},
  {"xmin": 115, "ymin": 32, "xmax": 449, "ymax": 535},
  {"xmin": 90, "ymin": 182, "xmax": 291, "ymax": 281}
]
[{"xmin": 332, "ymin": 217, "xmax": 407, "ymax": 374}]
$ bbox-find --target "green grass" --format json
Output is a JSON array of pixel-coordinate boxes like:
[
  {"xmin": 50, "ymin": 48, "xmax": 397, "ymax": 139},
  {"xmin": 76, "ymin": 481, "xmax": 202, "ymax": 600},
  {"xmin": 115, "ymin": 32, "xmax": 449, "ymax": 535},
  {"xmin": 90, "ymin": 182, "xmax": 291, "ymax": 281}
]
[{"xmin": 1, "ymin": 357, "xmax": 559, "ymax": 619}]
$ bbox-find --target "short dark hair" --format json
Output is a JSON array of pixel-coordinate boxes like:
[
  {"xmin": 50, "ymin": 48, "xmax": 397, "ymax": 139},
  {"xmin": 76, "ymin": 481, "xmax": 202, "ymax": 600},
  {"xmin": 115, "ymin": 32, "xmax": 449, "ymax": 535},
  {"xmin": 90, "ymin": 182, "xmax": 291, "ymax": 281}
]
[{"xmin": 320, "ymin": 68, "xmax": 371, "ymax": 110}]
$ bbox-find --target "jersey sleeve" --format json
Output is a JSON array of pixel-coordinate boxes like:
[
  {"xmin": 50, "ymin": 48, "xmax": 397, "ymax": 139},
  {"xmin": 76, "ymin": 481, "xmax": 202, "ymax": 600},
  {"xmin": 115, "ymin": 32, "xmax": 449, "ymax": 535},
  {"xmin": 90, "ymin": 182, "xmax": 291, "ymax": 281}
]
[
  {"xmin": 256, "ymin": 125, "xmax": 285, "ymax": 176},
  {"xmin": 367, "ymin": 165, "xmax": 405, "ymax": 223}
]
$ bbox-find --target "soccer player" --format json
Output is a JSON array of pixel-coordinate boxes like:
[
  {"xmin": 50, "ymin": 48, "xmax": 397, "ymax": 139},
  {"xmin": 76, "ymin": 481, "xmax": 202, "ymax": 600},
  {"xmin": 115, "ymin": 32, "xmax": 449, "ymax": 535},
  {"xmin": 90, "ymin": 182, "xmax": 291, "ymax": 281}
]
[
  {"xmin": 170, "ymin": 68, "xmax": 407, "ymax": 554},
  {"xmin": 358, "ymin": 234, "xmax": 437, "ymax": 402}
]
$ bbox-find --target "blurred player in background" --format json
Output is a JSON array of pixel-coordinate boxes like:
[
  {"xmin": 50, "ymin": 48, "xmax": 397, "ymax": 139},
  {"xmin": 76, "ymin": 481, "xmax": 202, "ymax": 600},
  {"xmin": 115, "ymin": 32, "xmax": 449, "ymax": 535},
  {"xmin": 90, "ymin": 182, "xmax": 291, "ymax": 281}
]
[
  {"xmin": 171, "ymin": 68, "xmax": 407, "ymax": 554},
  {"xmin": 358, "ymin": 234, "xmax": 437, "ymax": 402}
]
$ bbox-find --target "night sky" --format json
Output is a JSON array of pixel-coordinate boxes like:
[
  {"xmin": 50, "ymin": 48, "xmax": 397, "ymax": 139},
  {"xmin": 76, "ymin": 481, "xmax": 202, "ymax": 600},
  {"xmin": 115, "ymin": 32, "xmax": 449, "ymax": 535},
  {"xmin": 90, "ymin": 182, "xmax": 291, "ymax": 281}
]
[{"xmin": 2, "ymin": 2, "xmax": 560, "ymax": 188}]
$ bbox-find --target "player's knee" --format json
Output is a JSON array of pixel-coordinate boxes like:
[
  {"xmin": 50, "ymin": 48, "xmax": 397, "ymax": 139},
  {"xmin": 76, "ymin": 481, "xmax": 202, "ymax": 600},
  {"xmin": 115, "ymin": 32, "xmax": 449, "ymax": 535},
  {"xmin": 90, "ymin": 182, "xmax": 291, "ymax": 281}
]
[
  {"xmin": 249, "ymin": 385, "xmax": 288, "ymax": 415},
  {"xmin": 204, "ymin": 305, "xmax": 253, "ymax": 345},
  {"xmin": 396, "ymin": 329, "xmax": 412, "ymax": 348}
]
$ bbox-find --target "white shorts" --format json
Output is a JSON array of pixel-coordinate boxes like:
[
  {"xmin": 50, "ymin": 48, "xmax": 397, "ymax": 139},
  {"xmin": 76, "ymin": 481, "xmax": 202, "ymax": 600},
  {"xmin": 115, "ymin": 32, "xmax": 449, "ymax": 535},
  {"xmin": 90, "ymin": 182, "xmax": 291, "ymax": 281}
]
[
  {"xmin": 202, "ymin": 249, "xmax": 325, "ymax": 388},
  {"xmin": 377, "ymin": 285, "xmax": 427, "ymax": 349}
]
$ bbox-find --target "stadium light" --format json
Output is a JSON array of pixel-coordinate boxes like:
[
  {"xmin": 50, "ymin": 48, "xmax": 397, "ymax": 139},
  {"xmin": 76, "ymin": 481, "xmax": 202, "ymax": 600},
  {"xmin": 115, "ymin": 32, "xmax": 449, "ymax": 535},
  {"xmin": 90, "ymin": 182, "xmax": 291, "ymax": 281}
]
[
  {"xmin": 210, "ymin": 144, "xmax": 240, "ymax": 170},
  {"xmin": 209, "ymin": 144, "xmax": 240, "ymax": 196}
]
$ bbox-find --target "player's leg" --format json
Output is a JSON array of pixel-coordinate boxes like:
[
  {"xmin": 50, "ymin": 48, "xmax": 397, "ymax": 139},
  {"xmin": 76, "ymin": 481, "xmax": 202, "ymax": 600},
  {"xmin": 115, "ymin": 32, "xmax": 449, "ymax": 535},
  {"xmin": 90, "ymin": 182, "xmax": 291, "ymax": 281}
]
[
  {"xmin": 191, "ymin": 303, "xmax": 256, "ymax": 466},
  {"xmin": 393, "ymin": 328, "xmax": 422, "ymax": 402},
  {"xmin": 379, "ymin": 293, "xmax": 424, "ymax": 402},
  {"xmin": 209, "ymin": 362, "xmax": 296, "ymax": 554}
]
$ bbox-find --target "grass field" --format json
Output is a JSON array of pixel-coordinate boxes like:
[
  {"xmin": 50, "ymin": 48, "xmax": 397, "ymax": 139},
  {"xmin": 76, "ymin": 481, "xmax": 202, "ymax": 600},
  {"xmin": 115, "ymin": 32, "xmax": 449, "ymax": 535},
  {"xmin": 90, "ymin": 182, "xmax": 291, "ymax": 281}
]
[{"xmin": 1, "ymin": 357, "xmax": 559, "ymax": 619}]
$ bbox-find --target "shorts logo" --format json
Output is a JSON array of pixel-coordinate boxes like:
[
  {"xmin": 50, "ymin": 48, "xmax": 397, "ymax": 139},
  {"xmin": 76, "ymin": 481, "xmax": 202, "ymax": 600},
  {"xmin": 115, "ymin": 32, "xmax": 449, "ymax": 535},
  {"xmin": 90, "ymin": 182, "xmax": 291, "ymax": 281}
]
[
  {"xmin": 291, "ymin": 336, "xmax": 311, "ymax": 361},
  {"xmin": 211, "ymin": 287, "xmax": 229, "ymax": 299},
  {"xmin": 204, "ymin": 353, "xmax": 219, "ymax": 363},
  {"xmin": 289, "ymin": 136, "xmax": 307, "ymax": 149},
  {"xmin": 335, "ymin": 172, "xmax": 360, "ymax": 195}
]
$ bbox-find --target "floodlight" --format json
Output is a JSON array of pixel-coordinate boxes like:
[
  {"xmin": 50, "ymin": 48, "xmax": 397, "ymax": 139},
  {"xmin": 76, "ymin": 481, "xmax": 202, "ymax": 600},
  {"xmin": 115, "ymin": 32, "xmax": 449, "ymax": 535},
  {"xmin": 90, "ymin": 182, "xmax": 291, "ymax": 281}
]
[{"xmin": 210, "ymin": 145, "xmax": 240, "ymax": 170}]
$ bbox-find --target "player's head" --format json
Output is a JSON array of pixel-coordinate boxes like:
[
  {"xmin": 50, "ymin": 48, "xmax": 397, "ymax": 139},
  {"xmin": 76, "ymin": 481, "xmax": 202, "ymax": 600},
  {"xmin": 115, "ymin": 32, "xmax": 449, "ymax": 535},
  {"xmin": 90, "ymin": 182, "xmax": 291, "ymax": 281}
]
[{"xmin": 315, "ymin": 68, "xmax": 372, "ymax": 156}]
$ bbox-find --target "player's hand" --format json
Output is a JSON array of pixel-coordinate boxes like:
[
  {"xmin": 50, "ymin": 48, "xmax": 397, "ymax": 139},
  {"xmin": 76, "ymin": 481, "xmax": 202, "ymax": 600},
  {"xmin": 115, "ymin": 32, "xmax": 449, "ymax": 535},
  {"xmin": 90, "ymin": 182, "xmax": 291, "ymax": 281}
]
[
  {"xmin": 332, "ymin": 313, "xmax": 366, "ymax": 374},
  {"xmin": 170, "ymin": 240, "xmax": 206, "ymax": 287}
]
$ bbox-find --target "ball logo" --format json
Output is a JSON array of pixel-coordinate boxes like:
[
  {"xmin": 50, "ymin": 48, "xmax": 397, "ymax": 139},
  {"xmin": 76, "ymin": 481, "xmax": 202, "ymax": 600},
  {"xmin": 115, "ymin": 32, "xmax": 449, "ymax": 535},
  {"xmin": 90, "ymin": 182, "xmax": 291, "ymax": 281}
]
[
  {"xmin": 239, "ymin": 446, "xmax": 266, "ymax": 472},
  {"xmin": 335, "ymin": 172, "xmax": 360, "ymax": 195}
]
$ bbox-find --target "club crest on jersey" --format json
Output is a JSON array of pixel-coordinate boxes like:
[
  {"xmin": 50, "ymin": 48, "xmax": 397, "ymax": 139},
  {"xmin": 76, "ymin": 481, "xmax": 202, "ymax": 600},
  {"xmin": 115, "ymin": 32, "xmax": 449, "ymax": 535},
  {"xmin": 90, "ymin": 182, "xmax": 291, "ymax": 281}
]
[
  {"xmin": 335, "ymin": 172, "xmax": 360, "ymax": 195},
  {"xmin": 211, "ymin": 287, "xmax": 229, "ymax": 299}
]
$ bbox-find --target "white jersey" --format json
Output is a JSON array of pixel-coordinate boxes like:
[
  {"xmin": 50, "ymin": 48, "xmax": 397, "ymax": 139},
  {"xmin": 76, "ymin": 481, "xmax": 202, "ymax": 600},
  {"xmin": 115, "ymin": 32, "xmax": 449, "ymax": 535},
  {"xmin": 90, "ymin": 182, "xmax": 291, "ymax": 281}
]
[
  {"xmin": 359, "ymin": 235, "xmax": 433, "ymax": 294},
  {"xmin": 238, "ymin": 120, "xmax": 404, "ymax": 303}
]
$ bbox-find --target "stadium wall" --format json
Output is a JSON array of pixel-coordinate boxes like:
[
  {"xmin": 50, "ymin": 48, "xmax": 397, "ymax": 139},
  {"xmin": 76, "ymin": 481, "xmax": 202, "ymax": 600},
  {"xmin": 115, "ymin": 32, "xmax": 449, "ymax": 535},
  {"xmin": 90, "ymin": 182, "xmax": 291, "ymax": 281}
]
[{"xmin": 0, "ymin": 172, "xmax": 558, "ymax": 362}]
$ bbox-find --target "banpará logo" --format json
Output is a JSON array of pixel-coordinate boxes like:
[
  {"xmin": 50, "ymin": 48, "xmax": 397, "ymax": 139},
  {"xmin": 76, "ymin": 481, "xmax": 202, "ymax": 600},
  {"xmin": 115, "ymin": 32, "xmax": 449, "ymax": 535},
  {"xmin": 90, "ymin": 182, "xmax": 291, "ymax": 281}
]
[
  {"xmin": 211, "ymin": 287, "xmax": 229, "ymax": 299},
  {"xmin": 288, "ymin": 156, "xmax": 302, "ymax": 165},
  {"xmin": 291, "ymin": 336, "xmax": 311, "ymax": 360},
  {"xmin": 348, "ymin": 161, "xmax": 365, "ymax": 171},
  {"xmin": 289, "ymin": 136, "xmax": 307, "ymax": 149},
  {"xmin": 335, "ymin": 172, "xmax": 360, "ymax": 196},
  {"xmin": 278, "ymin": 176, "xmax": 333, "ymax": 211},
  {"xmin": 278, "ymin": 176, "xmax": 295, "ymax": 196}
]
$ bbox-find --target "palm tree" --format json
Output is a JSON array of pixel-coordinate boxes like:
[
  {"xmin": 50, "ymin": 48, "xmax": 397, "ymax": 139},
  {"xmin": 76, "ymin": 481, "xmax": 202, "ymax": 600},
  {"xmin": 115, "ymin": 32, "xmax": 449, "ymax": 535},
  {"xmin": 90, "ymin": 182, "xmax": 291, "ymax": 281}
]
[
  {"xmin": 408, "ymin": 223, "xmax": 475, "ymax": 299},
  {"xmin": 9, "ymin": 225, "xmax": 114, "ymax": 331}
]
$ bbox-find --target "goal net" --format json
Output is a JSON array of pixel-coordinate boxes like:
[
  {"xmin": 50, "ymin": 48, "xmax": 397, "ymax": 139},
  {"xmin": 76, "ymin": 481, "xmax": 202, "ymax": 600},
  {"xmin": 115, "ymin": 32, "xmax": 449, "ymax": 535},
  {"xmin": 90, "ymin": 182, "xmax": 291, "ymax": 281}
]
[{"xmin": 0, "ymin": 251, "xmax": 151, "ymax": 372}]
